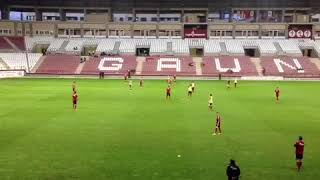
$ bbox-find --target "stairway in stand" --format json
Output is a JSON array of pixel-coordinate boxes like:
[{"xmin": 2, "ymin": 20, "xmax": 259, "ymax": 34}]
[
  {"xmin": 193, "ymin": 57, "xmax": 203, "ymax": 76},
  {"xmin": 309, "ymin": 58, "xmax": 320, "ymax": 70},
  {"xmin": 31, "ymin": 56, "xmax": 46, "ymax": 73},
  {"xmin": 250, "ymin": 58, "xmax": 263, "ymax": 76},
  {"xmin": 135, "ymin": 56, "xmax": 146, "ymax": 75},
  {"xmin": 75, "ymin": 62, "xmax": 86, "ymax": 74},
  {"xmin": 3, "ymin": 37, "xmax": 20, "ymax": 52},
  {"xmin": 0, "ymin": 57, "xmax": 10, "ymax": 70}
]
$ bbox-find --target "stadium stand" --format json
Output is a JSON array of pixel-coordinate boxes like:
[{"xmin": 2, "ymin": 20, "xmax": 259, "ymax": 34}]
[
  {"xmin": 25, "ymin": 36, "xmax": 54, "ymax": 51},
  {"xmin": 171, "ymin": 39, "xmax": 189, "ymax": 55},
  {"xmin": 119, "ymin": 39, "xmax": 136, "ymax": 54},
  {"xmin": 261, "ymin": 56, "xmax": 320, "ymax": 77},
  {"xmin": 46, "ymin": 38, "xmax": 66, "ymax": 53},
  {"xmin": 95, "ymin": 39, "xmax": 116, "ymax": 54},
  {"xmin": 257, "ymin": 40, "xmax": 278, "ymax": 56},
  {"xmin": 202, "ymin": 56, "xmax": 258, "ymax": 76},
  {"xmin": 0, "ymin": 37, "xmax": 13, "ymax": 50},
  {"xmin": 150, "ymin": 39, "xmax": 168, "ymax": 55},
  {"xmin": 83, "ymin": 38, "xmax": 101, "ymax": 47},
  {"xmin": 223, "ymin": 40, "xmax": 245, "ymax": 55},
  {"xmin": 64, "ymin": 39, "xmax": 85, "ymax": 54},
  {"xmin": 1, "ymin": 36, "xmax": 319, "ymax": 77},
  {"xmin": 141, "ymin": 56, "xmax": 196, "ymax": 75},
  {"xmin": 204, "ymin": 40, "xmax": 222, "ymax": 55},
  {"xmin": 80, "ymin": 55, "xmax": 137, "ymax": 75},
  {"xmin": 36, "ymin": 55, "xmax": 80, "ymax": 74},
  {"xmin": 7, "ymin": 37, "xmax": 26, "ymax": 51},
  {"xmin": 276, "ymin": 40, "xmax": 302, "ymax": 56},
  {"xmin": 0, "ymin": 53, "xmax": 42, "ymax": 71}
]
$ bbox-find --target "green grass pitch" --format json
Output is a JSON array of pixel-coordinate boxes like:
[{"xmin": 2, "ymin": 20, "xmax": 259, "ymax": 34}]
[{"xmin": 0, "ymin": 78, "xmax": 319, "ymax": 180}]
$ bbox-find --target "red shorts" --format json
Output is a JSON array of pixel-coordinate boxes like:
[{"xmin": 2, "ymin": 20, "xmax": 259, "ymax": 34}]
[
  {"xmin": 73, "ymin": 100, "xmax": 77, "ymax": 105},
  {"xmin": 166, "ymin": 92, "xmax": 171, "ymax": 96}
]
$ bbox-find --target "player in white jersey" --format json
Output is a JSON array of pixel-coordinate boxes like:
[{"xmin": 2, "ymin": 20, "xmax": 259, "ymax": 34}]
[
  {"xmin": 208, "ymin": 94, "xmax": 214, "ymax": 110},
  {"xmin": 129, "ymin": 80, "xmax": 133, "ymax": 90},
  {"xmin": 188, "ymin": 84, "xmax": 193, "ymax": 97},
  {"xmin": 191, "ymin": 81, "xmax": 196, "ymax": 93}
]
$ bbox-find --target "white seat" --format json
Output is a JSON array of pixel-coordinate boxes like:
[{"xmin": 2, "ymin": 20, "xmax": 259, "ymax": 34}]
[{"xmin": 0, "ymin": 53, "xmax": 42, "ymax": 72}]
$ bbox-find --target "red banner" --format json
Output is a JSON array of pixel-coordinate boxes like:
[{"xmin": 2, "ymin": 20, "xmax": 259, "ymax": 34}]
[
  {"xmin": 288, "ymin": 24, "xmax": 313, "ymax": 39},
  {"xmin": 184, "ymin": 24, "xmax": 207, "ymax": 38}
]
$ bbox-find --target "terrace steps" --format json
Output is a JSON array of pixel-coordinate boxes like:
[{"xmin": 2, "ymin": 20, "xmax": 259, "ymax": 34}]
[
  {"xmin": 4, "ymin": 37, "xmax": 20, "ymax": 52},
  {"xmin": 193, "ymin": 57, "xmax": 203, "ymax": 76},
  {"xmin": 0, "ymin": 57, "xmax": 10, "ymax": 69},
  {"xmin": 309, "ymin": 58, "xmax": 320, "ymax": 70},
  {"xmin": 250, "ymin": 58, "xmax": 263, "ymax": 76},
  {"xmin": 31, "ymin": 56, "xmax": 46, "ymax": 73},
  {"xmin": 135, "ymin": 57, "xmax": 146, "ymax": 75},
  {"xmin": 219, "ymin": 42, "xmax": 228, "ymax": 56},
  {"xmin": 59, "ymin": 40, "xmax": 69, "ymax": 51}
]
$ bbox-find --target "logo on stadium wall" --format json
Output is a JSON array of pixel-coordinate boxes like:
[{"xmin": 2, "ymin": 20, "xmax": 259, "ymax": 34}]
[
  {"xmin": 98, "ymin": 57, "xmax": 124, "ymax": 71},
  {"xmin": 184, "ymin": 24, "xmax": 208, "ymax": 38},
  {"xmin": 288, "ymin": 24, "xmax": 313, "ymax": 39},
  {"xmin": 304, "ymin": 30, "xmax": 312, "ymax": 38}
]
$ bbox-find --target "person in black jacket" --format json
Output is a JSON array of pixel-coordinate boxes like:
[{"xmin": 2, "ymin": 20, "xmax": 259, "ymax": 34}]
[{"xmin": 226, "ymin": 159, "xmax": 241, "ymax": 180}]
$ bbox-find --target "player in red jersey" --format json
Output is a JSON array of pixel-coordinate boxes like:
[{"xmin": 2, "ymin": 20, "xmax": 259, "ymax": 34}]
[
  {"xmin": 294, "ymin": 136, "xmax": 305, "ymax": 172},
  {"xmin": 213, "ymin": 112, "xmax": 222, "ymax": 135},
  {"xmin": 140, "ymin": 77, "xmax": 144, "ymax": 87},
  {"xmin": 275, "ymin": 87, "xmax": 280, "ymax": 102},
  {"xmin": 166, "ymin": 85, "xmax": 171, "ymax": 99},
  {"xmin": 72, "ymin": 81, "xmax": 76, "ymax": 92},
  {"xmin": 72, "ymin": 91, "xmax": 78, "ymax": 110}
]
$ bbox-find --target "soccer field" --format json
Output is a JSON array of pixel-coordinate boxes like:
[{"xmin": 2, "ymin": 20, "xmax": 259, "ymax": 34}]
[{"xmin": 0, "ymin": 78, "xmax": 319, "ymax": 180}]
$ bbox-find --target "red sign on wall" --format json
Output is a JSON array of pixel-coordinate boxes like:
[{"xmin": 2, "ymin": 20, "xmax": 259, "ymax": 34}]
[
  {"xmin": 288, "ymin": 24, "xmax": 313, "ymax": 39},
  {"xmin": 184, "ymin": 24, "xmax": 207, "ymax": 38}
]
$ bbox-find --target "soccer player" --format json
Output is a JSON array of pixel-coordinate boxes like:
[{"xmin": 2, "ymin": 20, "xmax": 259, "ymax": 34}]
[
  {"xmin": 129, "ymin": 80, "xmax": 133, "ymax": 90},
  {"xmin": 275, "ymin": 87, "xmax": 280, "ymax": 102},
  {"xmin": 226, "ymin": 159, "xmax": 241, "ymax": 180},
  {"xmin": 139, "ymin": 77, "xmax": 144, "ymax": 87},
  {"xmin": 167, "ymin": 75, "xmax": 171, "ymax": 84},
  {"xmin": 208, "ymin": 94, "xmax": 214, "ymax": 111},
  {"xmin": 72, "ymin": 91, "xmax": 78, "ymax": 110},
  {"xmin": 173, "ymin": 74, "xmax": 176, "ymax": 82},
  {"xmin": 72, "ymin": 81, "xmax": 76, "ymax": 92},
  {"xmin": 294, "ymin": 136, "xmax": 305, "ymax": 172},
  {"xmin": 227, "ymin": 80, "xmax": 231, "ymax": 89},
  {"xmin": 166, "ymin": 85, "xmax": 171, "ymax": 99},
  {"xmin": 191, "ymin": 81, "xmax": 196, "ymax": 93},
  {"xmin": 213, "ymin": 112, "xmax": 222, "ymax": 135},
  {"xmin": 234, "ymin": 78, "xmax": 238, "ymax": 88},
  {"xmin": 187, "ymin": 84, "xmax": 193, "ymax": 97}
]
